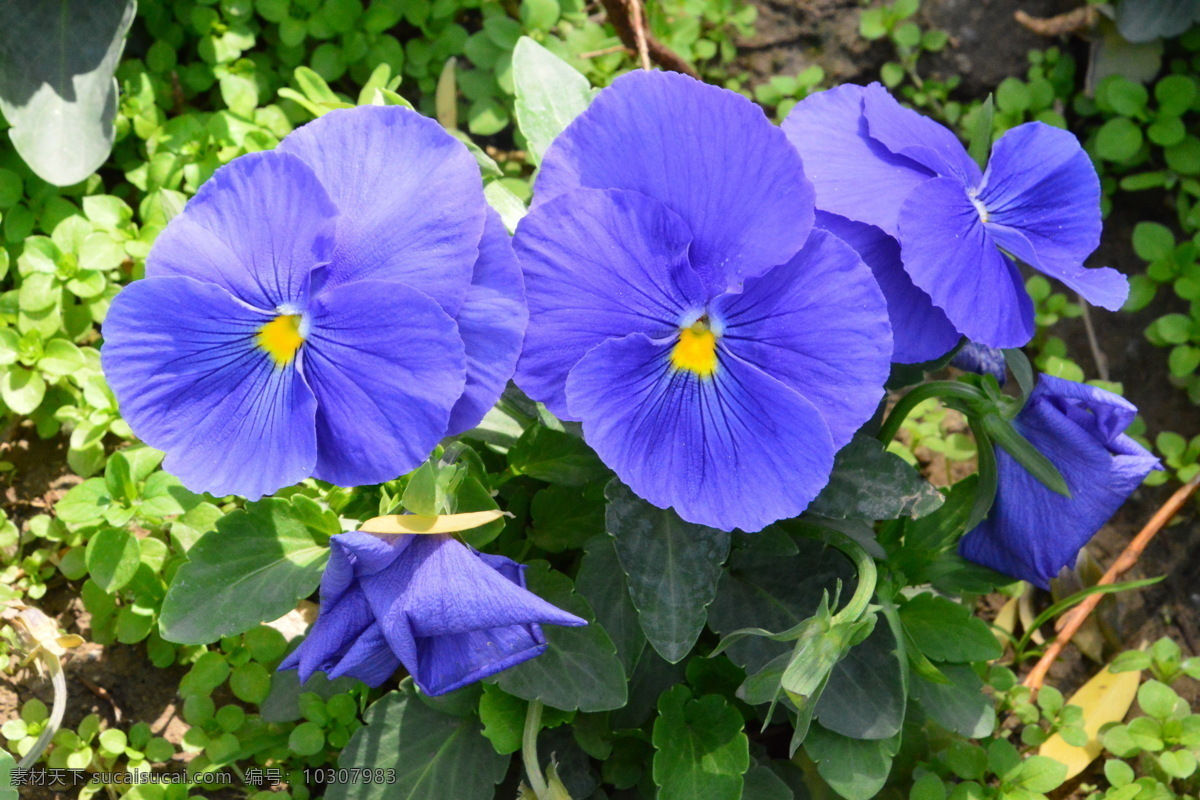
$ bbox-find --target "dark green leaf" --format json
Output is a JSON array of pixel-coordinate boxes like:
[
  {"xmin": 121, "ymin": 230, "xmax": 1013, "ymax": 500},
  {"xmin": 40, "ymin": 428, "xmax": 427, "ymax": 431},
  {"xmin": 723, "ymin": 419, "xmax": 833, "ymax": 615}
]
[
  {"xmin": 85, "ymin": 526, "xmax": 140, "ymax": 593},
  {"xmin": 495, "ymin": 561, "xmax": 626, "ymax": 712},
  {"xmin": 981, "ymin": 413, "xmax": 1070, "ymax": 497},
  {"xmin": 328, "ymin": 684, "xmax": 508, "ymax": 800},
  {"xmin": 606, "ymin": 480, "xmax": 730, "ymax": 663},
  {"xmin": 575, "ymin": 535, "xmax": 646, "ymax": 674},
  {"xmin": 531, "ymin": 483, "xmax": 605, "ymax": 552},
  {"xmin": 708, "ymin": 531, "xmax": 852, "ymax": 674},
  {"xmin": 508, "ymin": 425, "xmax": 610, "ymax": 486},
  {"xmin": 899, "ymin": 594, "xmax": 1002, "ymax": 663},
  {"xmin": 0, "ymin": 0, "xmax": 136, "ymax": 185},
  {"xmin": 816, "ymin": 615, "xmax": 906, "ymax": 739},
  {"xmin": 652, "ymin": 686, "xmax": 750, "ymax": 800},
  {"xmin": 259, "ymin": 670, "xmax": 360, "ymax": 724},
  {"xmin": 805, "ymin": 725, "xmax": 899, "ymax": 800},
  {"xmin": 909, "ymin": 664, "xmax": 996, "ymax": 738},
  {"xmin": 159, "ymin": 498, "xmax": 329, "ymax": 644},
  {"xmin": 742, "ymin": 763, "xmax": 793, "ymax": 800},
  {"xmin": 808, "ymin": 437, "xmax": 943, "ymax": 521}
]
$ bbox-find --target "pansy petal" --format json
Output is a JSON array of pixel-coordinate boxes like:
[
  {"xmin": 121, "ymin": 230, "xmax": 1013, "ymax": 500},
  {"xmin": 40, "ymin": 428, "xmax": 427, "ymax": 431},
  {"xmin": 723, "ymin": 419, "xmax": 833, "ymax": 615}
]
[
  {"xmin": 782, "ymin": 84, "xmax": 932, "ymax": 237},
  {"xmin": 279, "ymin": 106, "xmax": 485, "ymax": 315},
  {"xmin": 324, "ymin": 621, "xmax": 402, "ymax": 687},
  {"xmin": 281, "ymin": 586, "xmax": 376, "ymax": 684},
  {"xmin": 514, "ymin": 188, "xmax": 708, "ymax": 419},
  {"xmin": 815, "ymin": 212, "xmax": 960, "ymax": 364},
  {"xmin": 304, "ymin": 280, "xmax": 466, "ymax": 487},
  {"xmin": 147, "ymin": 151, "xmax": 336, "ymax": 311},
  {"xmin": 446, "ymin": 208, "xmax": 528, "ymax": 436},
  {"xmin": 959, "ymin": 388, "xmax": 1159, "ymax": 588},
  {"xmin": 1031, "ymin": 374, "xmax": 1139, "ymax": 449},
  {"xmin": 977, "ymin": 123, "xmax": 1125, "ymax": 310},
  {"xmin": 861, "ymin": 82, "xmax": 982, "ymax": 185},
  {"xmin": 101, "ymin": 277, "xmax": 317, "ymax": 500},
  {"xmin": 898, "ymin": 177, "xmax": 1035, "ymax": 348},
  {"xmin": 713, "ymin": 229, "xmax": 891, "ymax": 449},
  {"xmin": 370, "ymin": 536, "xmax": 584, "ymax": 637},
  {"xmin": 951, "ymin": 342, "xmax": 1008, "ymax": 385},
  {"xmin": 565, "ymin": 333, "xmax": 836, "ymax": 532},
  {"xmin": 414, "ymin": 624, "xmax": 547, "ymax": 696},
  {"xmin": 534, "ymin": 70, "xmax": 813, "ymax": 289}
]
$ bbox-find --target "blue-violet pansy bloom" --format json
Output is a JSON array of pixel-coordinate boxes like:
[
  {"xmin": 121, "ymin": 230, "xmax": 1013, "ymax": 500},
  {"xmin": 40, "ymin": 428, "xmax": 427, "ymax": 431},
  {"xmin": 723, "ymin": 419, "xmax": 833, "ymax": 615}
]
[
  {"xmin": 101, "ymin": 106, "xmax": 527, "ymax": 499},
  {"xmin": 513, "ymin": 71, "xmax": 894, "ymax": 532},
  {"xmin": 958, "ymin": 375, "xmax": 1160, "ymax": 588},
  {"xmin": 279, "ymin": 531, "xmax": 586, "ymax": 695},
  {"xmin": 783, "ymin": 83, "xmax": 1126, "ymax": 349}
]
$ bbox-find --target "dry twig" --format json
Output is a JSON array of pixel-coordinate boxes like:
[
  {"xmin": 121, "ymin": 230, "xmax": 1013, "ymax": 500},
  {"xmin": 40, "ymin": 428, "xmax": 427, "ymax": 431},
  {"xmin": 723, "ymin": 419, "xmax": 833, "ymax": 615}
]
[
  {"xmin": 1014, "ymin": 6, "xmax": 1098, "ymax": 37},
  {"xmin": 1023, "ymin": 473, "xmax": 1200, "ymax": 695},
  {"xmin": 599, "ymin": 0, "xmax": 699, "ymax": 77}
]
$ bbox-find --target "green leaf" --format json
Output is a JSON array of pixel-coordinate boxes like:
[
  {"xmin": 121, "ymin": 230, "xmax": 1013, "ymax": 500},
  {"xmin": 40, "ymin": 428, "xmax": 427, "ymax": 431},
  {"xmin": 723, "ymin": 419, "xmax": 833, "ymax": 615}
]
[
  {"xmin": 815, "ymin": 616, "xmax": 906, "ymax": 740},
  {"xmin": 531, "ymin": 483, "xmax": 605, "ymax": 552},
  {"xmin": 495, "ymin": 561, "xmax": 627, "ymax": 712},
  {"xmin": 575, "ymin": 535, "xmax": 646, "ymax": 674},
  {"xmin": 38, "ymin": 338, "xmax": 85, "ymax": 376},
  {"xmin": 808, "ymin": 436, "xmax": 944, "ymax": 520},
  {"xmin": 508, "ymin": 424, "xmax": 610, "ymax": 486},
  {"xmin": 909, "ymin": 664, "xmax": 996, "ymax": 738},
  {"xmin": 899, "ymin": 594, "xmax": 1003, "ymax": 662},
  {"xmin": 968, "ymin": 94, "xmax": 994, "ymax": 169},
  {"xmin": 1137, "ymin": 679, "xmax": 1183, "ymax": 720},
  {"xmin": 484, "ymin": 180, "xmax": 527, "ymax": 233},
  {"xmin": 0, "ymin": 0, "xmax": 136, "ymax": 185},
  {"xmin": 477, "ymin": 683, "xmax": 525, "ymax": 755},
  {"xmin": 85, "ymin": 526, "xmax": 140, "ymax": 593},
  {"xmin": 158, "ymin": 498, "xmax": 330, "ymax": 644},
  {"xmin": 982, "ymin": 413, "xmax": 1070, "ymax": 497},
  {"xmin": 55, "ymin": 477, "xmax": 113, "ymax": 525},
  {"xmin": 805, "ymin": 725, "xmax": 899, "ymax": 800},
  {"xmin": 606, "ymin": 480, "xmax": 730, "ymax": 663},
  {"xmin": 512, "ymin": 36, "xmax": 594, "ymax": 164},
  {"xmin": 708, "ymin": 531, "xmax": 852, "ymax": 674},
  {"xmin": 328, "ymin": 684, "xmax": 508, "ymax": 800},
  {"xmin": 1094, "ymin": 117, "xmax": 1144, "ymax": 162},
  {"xmin": 652, "ymin": 685, "xmax": 750, "ymax": 800},
  {"xmin": 1, "ymin": 365, "xmax": 45, "ymax": 414},
  {"xmin": 1009, "ymin": 755, "xmax": 1066, "ymax": 792}
]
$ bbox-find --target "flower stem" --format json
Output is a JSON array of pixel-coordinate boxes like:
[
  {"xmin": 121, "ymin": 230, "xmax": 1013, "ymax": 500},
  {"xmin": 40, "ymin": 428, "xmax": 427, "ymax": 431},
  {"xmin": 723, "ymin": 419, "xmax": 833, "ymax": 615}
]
[
  {"xmin": 522, "ymin": 699, "xmax": 549, "ymax": 800},
  {"xmin": 818, "ymin": 529, "xmax": 877, "ymax": 626},
  {"xmin": 876, "ymin": 381, "xmax": 985, "ymax": 445}
]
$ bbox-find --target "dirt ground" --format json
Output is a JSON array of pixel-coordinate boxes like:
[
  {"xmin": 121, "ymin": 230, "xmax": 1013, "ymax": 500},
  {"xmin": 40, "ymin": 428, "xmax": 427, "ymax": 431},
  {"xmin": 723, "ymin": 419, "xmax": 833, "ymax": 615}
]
[{"xmin": 2, "ymin": 2, "xmax": 1199, "ymax": 798}]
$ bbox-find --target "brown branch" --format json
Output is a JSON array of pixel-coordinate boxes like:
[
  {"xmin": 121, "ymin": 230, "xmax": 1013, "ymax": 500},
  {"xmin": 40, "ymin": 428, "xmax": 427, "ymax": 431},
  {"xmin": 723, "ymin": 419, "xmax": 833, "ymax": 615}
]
[
  {"xmin": 599, "ymin": 0, "xmax": 699, "ymax": 78},
  {"xmin": 1014, "ymin": 7, "xmax": 1098, "ymax": 37},
  {"xmin": 1023, "ymin": 473, "xmax": 1200, "ymax": 695}
]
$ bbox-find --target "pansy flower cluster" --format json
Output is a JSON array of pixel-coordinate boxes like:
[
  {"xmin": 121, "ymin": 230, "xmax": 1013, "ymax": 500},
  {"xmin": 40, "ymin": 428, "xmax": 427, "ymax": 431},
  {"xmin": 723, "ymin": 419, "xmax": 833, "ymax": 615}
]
[{"xmin": 101, "ymin": 73, "xmax": 1155, "ymax": 694}]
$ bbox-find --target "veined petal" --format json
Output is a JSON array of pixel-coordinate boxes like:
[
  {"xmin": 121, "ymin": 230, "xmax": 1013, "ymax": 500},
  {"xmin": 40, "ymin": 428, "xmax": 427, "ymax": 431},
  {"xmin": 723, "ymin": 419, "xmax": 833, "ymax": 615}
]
[
  {"xmin": 101, "ymin": 277, "xmax": 318, "ymax": 500},
  {"xmin": 279, "ymin": 106, "xmax": 485, "ymax": 315},
  {"xmin": 514, "ymin": 188, "xmax": 708, "ymax": 419},
  {"xmin": 1031, "ymin": 375, "xmax": 1139, "ymax": 450},
  {"xmin": 565, "ymin": 333, "xmax": 836, "ymax": 532},
  {"xmin": 782, "ymin": 84, "xmax": 932, "ymax": 237},
  {"xmin": 898, "ymin": 177, "xmax": 1035, "ymax": 348},
  {"xmin": 278, "ymin": 586, "xmax": 378, "ymax": 684},
  {"xmin": 446, "ymin": 208, "xmax": 528, "ymax": 437},
  {"xmin": 304, "ymin": 280, "xmax": 466, "ymax": 487},
  {"xmin": 979, "ymin": 123, "xmax": 1125, "ymax": 310},
  {"xmin": 146, "ymin": 151, "xmax": 336, "ymax": 311},
  {"xmin": 861, "ymin": 82, "xmax": 982, "ymax": 185},
  {"xmin": 713, "ymin": 229, "xmax": 892, "ymax": 449},
  {"xmin": 415, "ymin": 624, "xmax": 548, "ymax": 696},
  {"xmin": 534, "ymin": 70, "xmax": 814, "ymax": 290},
  {"xmin": 361, "ymin": 536, "xmax": 584, "ymax": 694},
  {"xmin": 959, "ymin": 381, "xmax": 1159, "ymax": 588},
  {"xmin": 815, "ymin": 212, "xmax": 960, "ymax": 364}
]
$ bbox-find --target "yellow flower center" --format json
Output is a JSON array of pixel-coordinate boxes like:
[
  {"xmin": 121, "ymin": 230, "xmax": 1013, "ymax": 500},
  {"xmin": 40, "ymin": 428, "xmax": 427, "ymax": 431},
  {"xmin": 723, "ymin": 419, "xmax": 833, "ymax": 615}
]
[
  {"xmin": 670, "ymin": 319, "xmax": 719, "ymax": 378},
  {"xmin": 257, "ymin": 314, "xmax": 304, "ymax": 366}
]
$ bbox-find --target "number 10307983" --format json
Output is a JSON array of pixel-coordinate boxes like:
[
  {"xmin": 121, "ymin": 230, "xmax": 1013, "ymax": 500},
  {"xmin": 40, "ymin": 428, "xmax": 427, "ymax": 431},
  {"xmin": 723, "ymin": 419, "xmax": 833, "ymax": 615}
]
[{"xmin": 302, "ymin": 768, "xmax": 398, "ymax": 785}]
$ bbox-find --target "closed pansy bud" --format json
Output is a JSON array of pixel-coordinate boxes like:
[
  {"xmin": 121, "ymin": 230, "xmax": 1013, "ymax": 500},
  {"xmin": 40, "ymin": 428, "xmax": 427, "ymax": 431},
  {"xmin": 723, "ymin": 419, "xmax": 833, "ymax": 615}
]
[
  {"xmin": 279, "ymin": 532, "xmax": 585, "ymax": 696},
  {"xmin": 959, "ymin": 375, "xmax": 1160, "ymax": 588}
]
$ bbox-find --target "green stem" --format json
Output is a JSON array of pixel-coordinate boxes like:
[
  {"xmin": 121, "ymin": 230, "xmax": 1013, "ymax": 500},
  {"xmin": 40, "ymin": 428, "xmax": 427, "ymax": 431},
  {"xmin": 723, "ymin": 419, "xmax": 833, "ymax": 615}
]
[
  {"xmin": 18, "ymin": 654, "xmax": 64, "ymax": 769},
  {"xmin": 522, "ymin": 700, "xmax": 549, "ymax": 800},
  {"xmin": 818, "ymin": 529, "xmax": 877, "ymax": 626},
  {"xmin": 876, "ymin": 381, "xmax": 984, "ymax": 445}
]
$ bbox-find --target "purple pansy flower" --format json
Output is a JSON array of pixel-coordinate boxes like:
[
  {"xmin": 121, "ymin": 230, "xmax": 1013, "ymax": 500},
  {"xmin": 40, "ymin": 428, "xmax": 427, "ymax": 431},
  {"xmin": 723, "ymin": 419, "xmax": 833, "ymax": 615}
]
[
  {"xmin": 280, "ymin": 532, "xmax": 585, "ymax": 695},
  {"xmin": 951, "ymin": 342, "xmax": 1008, "ymax": 385},
  {"xmin": 101, "ymin": 106, "xmax": 527, "ymax": 499},
  {"xmin": 959, "ymin": 375, "xmax": 1160, "ymax": 588},
  {"xmin": 783, "ymin": 83, "xmax": 1126, "ymax": 349},
  {"xmin": 513, "ymin": 71, "xmax": 893, "ymax": 532}
]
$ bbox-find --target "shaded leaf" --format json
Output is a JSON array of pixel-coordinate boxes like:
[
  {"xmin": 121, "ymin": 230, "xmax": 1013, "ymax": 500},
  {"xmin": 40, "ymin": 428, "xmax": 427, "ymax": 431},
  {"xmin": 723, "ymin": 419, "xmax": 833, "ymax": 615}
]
[
  {"xmin": 808, "ymin": 437, "xmax": 943, "ymax": 521},
  {"xmin": 652, "ymin": 686, "xmax": 749, "ymax": 800}
]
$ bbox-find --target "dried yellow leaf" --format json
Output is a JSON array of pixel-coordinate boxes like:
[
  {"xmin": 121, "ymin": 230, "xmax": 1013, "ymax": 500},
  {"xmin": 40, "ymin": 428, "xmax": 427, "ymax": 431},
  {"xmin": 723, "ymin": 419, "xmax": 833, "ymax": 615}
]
[
  {"xmin": 993, "ymin": 595, "xmax": 1019, "ymax": 646},
  {"xmin": 358, "ymin": 510, "xmax": 508, "ymax": 535},
  {"xmin": 1038, "ymin": 662, "xmax": 1141, "ymax": 780}
]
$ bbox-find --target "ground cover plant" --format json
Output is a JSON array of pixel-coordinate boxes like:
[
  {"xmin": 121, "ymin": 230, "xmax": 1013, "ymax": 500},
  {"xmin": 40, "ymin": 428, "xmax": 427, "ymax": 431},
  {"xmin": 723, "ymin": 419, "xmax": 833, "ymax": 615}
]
[{"xmin": 0, "ymin": 2, "xmax": 1198, "ymax": 800}]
